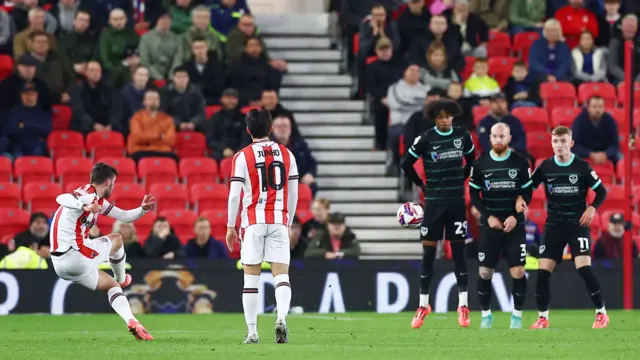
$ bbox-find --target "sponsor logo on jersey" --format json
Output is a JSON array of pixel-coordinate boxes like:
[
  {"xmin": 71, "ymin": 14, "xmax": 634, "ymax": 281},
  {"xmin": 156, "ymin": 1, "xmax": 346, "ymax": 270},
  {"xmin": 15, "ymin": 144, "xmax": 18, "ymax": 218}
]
[
  {"xmin": 547, "ymin": 184, "xmax": 579, "ymax": 194},
  {"xmin": 569, "ymin": 174, "xmax": 578, "ymax": 184},
  {"xmin": 430, "ymin": 152, "xmax": 440, "ymax": 161},
  {"xmin": 508, "ymin": 169, "xmax": 518, "ymax": 179},
  {"xmin": 430, "ymin": 149, "xmax": 463, "ymax": 162},
  {"xmin": 484, "ymin": 180, "xmax": 516, "ymax": 190},
  {"xmin": 453, "ymin": 139, "xmax": 462, "ymax": 149}
]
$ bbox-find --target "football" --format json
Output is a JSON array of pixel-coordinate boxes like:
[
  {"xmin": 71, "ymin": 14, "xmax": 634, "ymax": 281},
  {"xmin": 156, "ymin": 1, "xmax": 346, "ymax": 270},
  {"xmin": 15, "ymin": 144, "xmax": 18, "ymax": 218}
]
[{"xmin": 397, "ymin": 202, "xmax": 424, "ymax": 228}]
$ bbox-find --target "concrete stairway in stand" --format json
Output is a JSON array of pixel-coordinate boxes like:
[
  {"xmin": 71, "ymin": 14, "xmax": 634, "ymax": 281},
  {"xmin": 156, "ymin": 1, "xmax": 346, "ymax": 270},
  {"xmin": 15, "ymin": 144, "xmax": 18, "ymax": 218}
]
[{"xmin": 257, "ymin": 14, "xmax": 420, "ymax": 259}]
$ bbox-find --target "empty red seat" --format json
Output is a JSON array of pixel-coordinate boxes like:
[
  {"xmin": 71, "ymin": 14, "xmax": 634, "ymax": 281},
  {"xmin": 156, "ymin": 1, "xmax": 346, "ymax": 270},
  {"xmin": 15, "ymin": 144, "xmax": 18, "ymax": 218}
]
[
  {"xmin": 175, "ymin": 131, "xmax": 207, "ymax": 158},
  {"xmin": 488, "ymin": 57, "xmax": 516, "ymax": 87},
  {"xmin": 0, "ymin": 208, "xmax": 30, "ymax": 237},
  {"xmin": 161, "ymin": 209, "xmax": 198, "ymax": 242},
  {"xmin": 487, "ymin": 31, "xmax": 511, "ymax": 57},
  {"xmin": 138, "ymin": 157, "xmax": 178, "ymax": 187},
  {"xmin": 540, "ymin": 82, "xmax": 577, "ymax": 112},
  {"xmin": 133, "ymin": 212, "xmax": 156, "ymax": 243},
  {"xmin": 527, "ymin": 132, "xmax": 553, "ymax": 159},
  {"xmin": 588, "ymin": 161, "xmax": 616, "ymax": 185},
  {"xmin": 298, "ymin": 184, "xmax": 313, "ymax": 210},
  {"xmin": 14, "ymin": 156, "xmax": 54, "ymax": 186},
  {"xmin": 23, "ymin": 182, "xmax": 61, "ymax": 213},
  {"xmin": 110, "ymin": 182, "xmax": 146, "ymax": 210},
  {"xmin": 99, "ymin": 157, "xmax": 137, "ymax": 183},
  {"xmin": 600, "ymin": 186, "xmax": 626, "ymax": 212},
  {"xmin": 513, "ymin": 32, "xmax": 539, "ymax": 61},
  {"xmin": 149, "ymin": 183, "xmax": 189, "ymax": 213},
  {"xmin": 617, "ymin": 81, "xmax": 640, "ymax": 107},
  {"xmin": 551, "ymin": 107, "xmax": 581, "ymax": 128},
  {"xmin": 527, "ymin": 207, "xmax": 546, "ymax": 231},
  {"xmin": 578, "ymin": 82, "xmax": 617, "ymax": 107},
  {"xmin": 0, "ymin": 157, "xmax": 11, "ymax": 182},
  {"xmin": 205, "ymin": 105, "xmax": 222, "ymax": 119},
  {"xmin": 473, "ymin": 106, "xmax": 491, "ymax": 126},
  {"xmin": 86, "ymin": 131, "xmax": 126, "ymax": 160},
  {"xmin": 56, "ymin": 157, "xmax": 93, "ymax": 190},
  {"xmin": 52, "ymin": 105, "xmax": 72, "ymax": 130},
  {"xmin": 191, "ymin": 183, "xmax": 228, "ymax": 213},
  {"xmin": 97, "ymin": 214, "xmax": 115, "ymax": 233},
  {"xmin": 0, "ymin": 54, "xmax": 14, "ymax": 81},
  {"xmin": 512, "ymin": 107, "xmax": 549, "ymax": 132},
  {"xmin": 64, "ymin": 181, "xmax": 86, "ymax": 193},
  {"xmin": 201, "ymin": 209, "xmax": 228, "ymax": 240},
  {"xmin": 0, "ymin": 182, "xmax": 21, "ymax": 209},
  {"xmin": 47, "ymin": 131, "xmax": 85, "ymax": 161},
  {"xmin": 180, "ymin": 158, "xmax": 218, "ymax": 186},
  {"xmin": 530, "ymin": 187, "xmax": 546, "ymax": 209},
  {"xmin": 219, "ymin": 157, "xmax": 233, "ymax": 182},
  {"xmin": 296, "ymin": 209, "xmax": 313, "ymax": 224}
]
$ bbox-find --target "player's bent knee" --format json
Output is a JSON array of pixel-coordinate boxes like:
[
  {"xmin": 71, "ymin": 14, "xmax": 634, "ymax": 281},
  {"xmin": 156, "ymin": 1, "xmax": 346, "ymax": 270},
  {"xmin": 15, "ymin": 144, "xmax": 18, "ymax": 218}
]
[
  {"xmin": 421, "ymin": 240, "xmax": 438, "ymax": 247},
  {"xmin": 538, "ymin": 259, "xmax": 556, "ymax": 272},
  {"xmin": 574, "ymin": 255, "xmax": 592, "ymax": 269},
  {"xmin": 107, "ymin": 233, "xmax": 123, "ymax": 251},
  {"xmin": 96, "ymin": 270, "xmax": 120, "ymax": 292},
  {"xmin": 270, "ymin": 262, "xmax": 289, "ymax": 276},
  {"xmin": 243, "ymin": 264, "xmax": 262, "ymax": 275},
  {"xmin": 478, "ymin": 267, "xmax": 494, "ymax": 279},
  {"xmin": 509, "ymin": 266, "xmax": 526, "ymax": 279}
]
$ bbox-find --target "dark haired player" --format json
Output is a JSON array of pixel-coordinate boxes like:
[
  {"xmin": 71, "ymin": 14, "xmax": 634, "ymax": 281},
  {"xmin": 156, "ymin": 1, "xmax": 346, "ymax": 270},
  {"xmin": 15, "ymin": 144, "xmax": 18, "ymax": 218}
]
[
  {"xmin": 51, "ymin": 163, "xmax": 156, "ymax": 340},
  {"xmin": 469, "ymin": 123, "xmax": 531, "ymax": 329},
  {"xmin": 401, "ymin": 99, "xmax": 476, "ymax": 328},
  {"xmin": 226, "ymin": 109, "xmax": 299, "ymax": 344},
  {"xmin": 521, "ymin": 126, "xmax": 609, "ymax": 329}
]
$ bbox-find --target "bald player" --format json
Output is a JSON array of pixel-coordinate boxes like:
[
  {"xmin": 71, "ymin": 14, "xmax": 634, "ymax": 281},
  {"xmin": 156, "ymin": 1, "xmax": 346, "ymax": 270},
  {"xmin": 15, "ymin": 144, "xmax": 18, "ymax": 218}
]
[{"xmin": 468, "ymin": 123, "xmax": 532, "ymax": 329}]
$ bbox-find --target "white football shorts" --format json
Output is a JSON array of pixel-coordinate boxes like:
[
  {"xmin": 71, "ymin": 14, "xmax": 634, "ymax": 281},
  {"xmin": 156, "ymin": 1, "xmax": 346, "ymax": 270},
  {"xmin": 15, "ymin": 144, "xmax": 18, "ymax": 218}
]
[
  {"xmin": 51, "ymin": 236, "xmax": 113, "ymax": 290},
  {"xmin": 241, "ymin": 224, "xmax": 290, "ymax": 266}
]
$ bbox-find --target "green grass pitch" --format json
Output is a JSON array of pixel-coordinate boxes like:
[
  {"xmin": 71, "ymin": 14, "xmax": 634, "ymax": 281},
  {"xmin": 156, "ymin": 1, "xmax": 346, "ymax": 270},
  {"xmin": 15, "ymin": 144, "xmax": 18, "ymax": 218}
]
[{"xmin": 1, "ymin": 311, "xmax": 638, "ymax": 359}]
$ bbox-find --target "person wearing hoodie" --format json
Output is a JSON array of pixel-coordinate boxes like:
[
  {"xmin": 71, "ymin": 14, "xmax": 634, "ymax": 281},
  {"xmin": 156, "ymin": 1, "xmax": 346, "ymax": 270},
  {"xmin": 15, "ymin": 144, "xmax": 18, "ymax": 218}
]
[
  {"xmin": 209, "ymin": 0, "xmax": 251, "ymax": 42},
  {"xmin": 49, "ymin": 0, "xmax": 79, "ymax": 35},
  {"xmin": 98, "ymin": 8, "xmax": 139, "ymax": 71},
  {"xmin": 409, "ymin": 14, "xmax": 464, "ymax": 71},
  {"xmin": 571, "ymin": 96, "xmax": 620, "ymax": 165},
  {"xmin": 179, "ymin": 5, "xmax": 223, "ymax": 64},
  {"xmin": 169, "ymin": 0, "xmax": 194, "ymax": 35},
  {"xmin": 120, "ymin": 65, "xmax": 156, "ymax": 134},
  {"xmin": 229, "ymin": 36, "xmax": 281, "ymax": 107},
  {"xmin": 261, "ymin": 89, "xmax": 301, "ymax": 137},
  {"xmin": 181, "ymin": 37, "xmax": 227, "ymax": 105},
  {"xmin": 143, "ymin": 217, "xmax": 185, "ymax": 259},
  {"xmin": 476, "ymin": 93, "xmax": 527, "ymax": 155},
  {"xmin": 508, "ymin": 0, "xmax": 546, "ymax": 35},
  {"xmin": 57, "ymin": 10, "xmax": 98, "ymax": 77},
  {"xmin": 184, "ymin": 217, "xmax": 227, "ymax": 259},
  {"xmin": 528, "ymin": 19, "xmax": 572, "ymax": 82},
  {"xmin": 5, "ymin": 82, "xmax": 52, "ymax": 158},
  {"xmin": 397, "ymin": 0, "xmax": 431, "ymax": 55},
  {"xmin": 272, "ymin": 116, "xmax": 319, "ymax": 196},
  {"xmin": 503, "ymin": 61, "xmax": 542, "ymax": 109},
  {"xmin": 162, "ymin": 66, "xmax": 206, "ymax": 132},
  {"xmin": 139, "ymin": 11, "xmax": 182, "ymax": 81},
  {"xmin": 206, "ymin": 88, "xmax": 250, "ymax": 161}
]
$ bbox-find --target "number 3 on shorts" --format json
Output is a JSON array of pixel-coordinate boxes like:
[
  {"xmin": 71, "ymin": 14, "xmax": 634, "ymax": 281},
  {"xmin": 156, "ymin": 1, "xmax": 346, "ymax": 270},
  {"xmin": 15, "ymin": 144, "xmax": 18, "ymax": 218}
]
[
  {"xmin": 578, "ymin": 237, "xmax": 589, "ymax": 251},
  {"xmin": 454, "ymin": 221, "xmax": 468, "ymax": 235}
]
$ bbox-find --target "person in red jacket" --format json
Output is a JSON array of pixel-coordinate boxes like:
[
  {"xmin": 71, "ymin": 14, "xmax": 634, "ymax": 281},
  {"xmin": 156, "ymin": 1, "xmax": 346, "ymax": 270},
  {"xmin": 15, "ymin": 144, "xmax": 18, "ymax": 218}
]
[{"xmin": 555, "ymin": 0, "xmax": 599, "ymax": 49}]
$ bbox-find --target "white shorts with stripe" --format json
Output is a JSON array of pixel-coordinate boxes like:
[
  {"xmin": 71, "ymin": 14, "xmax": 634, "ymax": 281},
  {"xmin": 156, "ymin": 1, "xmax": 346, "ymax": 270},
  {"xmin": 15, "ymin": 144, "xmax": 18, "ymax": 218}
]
[
  {"xmin": 51, "ymin": 236, "xmax": 112, "ymax": 290},
  {"xmin": 240, "ymin": 224, "xmax": 290, "ymax": 266}
]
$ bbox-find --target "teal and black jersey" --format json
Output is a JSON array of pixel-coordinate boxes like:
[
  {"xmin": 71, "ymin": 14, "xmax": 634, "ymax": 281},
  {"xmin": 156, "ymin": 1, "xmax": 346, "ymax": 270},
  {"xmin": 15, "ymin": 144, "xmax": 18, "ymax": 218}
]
[
  {"xmin": 407, "ymin": 126, "xmax": 475, "ymax": 204},
  {"xmin": 531, "ymin": 154, "xmax": 603, "ymax": 225},
  {"xmin": 469, "ymin": 150, "xmax": 532, "ymax": 224}
]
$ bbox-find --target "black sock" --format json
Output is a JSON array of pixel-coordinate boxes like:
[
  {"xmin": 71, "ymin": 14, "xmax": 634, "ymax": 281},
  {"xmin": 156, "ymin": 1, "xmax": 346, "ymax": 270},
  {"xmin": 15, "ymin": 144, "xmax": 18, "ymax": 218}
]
[
  {"xmin": 578, "ymin": 266, "xmax": 605, "ymax": 309},
  {"xmin": 450, "ymin": 242, "xmax": 468, "ymax": 292},
  {"xmin": 535, "ymin": 269, "xmax": 551, "ymax": 312},
  {"xmin": 420, "ymin": 245, "xmax": 437, "ymax": 295},
  {"xmin": 477, "ymin": 276, "xmax": 492, "ymax": 311},
  {"xmin": 512, "ymin": 276, "xmax": 527, "ymax": 311}
]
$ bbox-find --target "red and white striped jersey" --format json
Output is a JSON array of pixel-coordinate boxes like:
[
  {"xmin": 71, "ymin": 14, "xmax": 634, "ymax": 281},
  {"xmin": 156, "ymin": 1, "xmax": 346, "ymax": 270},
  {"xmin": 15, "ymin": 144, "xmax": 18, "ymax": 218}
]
[
  {"xmin": 50, "ymin": 184, "xmax": 116, "ymax": 258},
  {"xmin": 231, "ymin": 140, "xmax": 299, "ymax": 227}
]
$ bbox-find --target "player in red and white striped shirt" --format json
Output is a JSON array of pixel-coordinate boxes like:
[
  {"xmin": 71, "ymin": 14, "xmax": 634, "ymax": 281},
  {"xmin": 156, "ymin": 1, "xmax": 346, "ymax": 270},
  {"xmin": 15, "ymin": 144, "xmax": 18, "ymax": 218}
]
[
  {"xmin": 51, "ymin": 163, "xmax": 155, "ymax": 340},
  {"xmin": 226, "ymin": 109, "xmax": 299, "ymax": 344}
]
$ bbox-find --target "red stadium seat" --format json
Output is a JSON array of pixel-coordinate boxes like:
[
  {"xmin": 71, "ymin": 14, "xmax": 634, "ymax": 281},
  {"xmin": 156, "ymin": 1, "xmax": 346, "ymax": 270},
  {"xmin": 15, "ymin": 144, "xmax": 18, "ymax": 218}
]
[
  {"xmin": 513, "ymin": 32, "xmax": 539, "ymax": 61},
  {"xmin": 219, "ymin": 157, "xmax": 233, "ymax": 182},
  {"xmin": 241, "ymin": 105, "xmax": 260, "ymax": 114},
  {"xmin": 150, "ymin": 183, "xmax": 189, "ymax": 213},
  {"xmin": 578, "ymin": 82, "xmax": 617, "ymax": 107},
  {"xmin": 296, "ymin": 209, "xmax": 313, "ymax": 224},
  {"xmin": 201, "ymin": 209, "xmax": 228, "ymax": 240},
  {"xmin": 205, "ymin": 105, "xmax": 222, "ymax": 119},
  {"xmin": 488, "ymin": 57, "xmax": 516, "ymax": 87},
  {"xmin": 99, "ymin": 157, "xmax": 137, "ymax": 183},
  {"xmin": 64, "ymin": 181, "xmax": 86, "ymax": 193},
  {"xmin": 56, "ymin": 157, "xmax": 93, "ymax": 190},
  {"xmin": 527, "ymin": 132, "xmax": 553, "ymax": 159},
  {"xmin": 86, "ymin": 131, "xmax": 126, "ymax": 160},
  {"xmin": 133, "ymin": 212, "xmax": 156, "ymax": 243},
  {"xmin": 161, "ymin": 209, "xmax": 198, "ymax": 243},
  {"xmin": 616, "ymin": 158, "xmax": 640, "ymax": 184},
  {"xmin": 487, "ymin": 31, "xmax": 512, "ymax": 57},
  {"xmin": 23, "ymin": 182, "xmax": 62, "ymax": 213},
  {"xmin": 472, "ymin": 106, "xmax": 491, "ymax": 126},
  {"xmin": 511, "ymin": 107, "xmax": 549, "ymax": 132},
  {"xmin": 617, "ymin": 81, "xmax": 640, "ymax": 107},
  {"xmin": 527, "ymin": 207, "xmax": 546, "ymax": 231},
  {"xmin": 180, "ymin": 157, "xmax": 218, "ymax": 186},
  {"xmin": 540, "ymin": 82, "xmax": 577, "ymax": 112},
  {"xmin": 47, "ymin": 131, "xmax": 85, "ymax": 161},
  {"xmin": 154, "ymin": 79, "xmax": 166, "ymax": 88},
  {"xmin": 551, "ymin": 107, "xmax": 581, "ymax": 128},
  {"xmin": 97, "ymin": 214, "xmax": 115, "ymax": 233},
  {"xmin": 0, "ymin": 182, "xmax": 21, "ymax": 209},
  {"xmin": 110, "ymin": 182, "xmax": 146, "ymax": 210},
  {"xmin": 298, "ymin": 184, "xmax": 313, "ymax": 210},
  {"xmin": 175, "ymin": 131, "xmax": 207, "ymax": 158},
  {"xmin": 460, "ymin": 56, "xmax": 476, "ymax": 81},
  {"xmin": 600, "ymin": 186, "xmax": 626, "ymax": 212},
  {"xmin": 190, "ymin": 183, "xmax": 228, "ymax": 213},
  {"xmin": 588, "ymin": 161, "xmax": 616, "ymax": 186},
  {"xmin": 14, "ymin": 156, "xmax": 54, "ymax": 186},
  {"xmin": 0, "ymin": 157, "xmax": 12, "ymax": 182},
  {"xmin": 608, "ymin": 108, "xmax": 629, "ymax": 128},
  {"xmin": 138, "ymin": 157, "xmax": 178, "ymax": 187},
  {"xmin": 0, "ymin": 54, "xmax": 14, "ymax": 81},
  {"xmin": 353, "ymin": 32, "xmax": 359, "ymax": 55},
  {"xmin": 52, "ymin": 105, "xmax": 72, "ymax": 130},
  {"xmin": 530, "ymin": 187, "xmax": 546, "ymax": 209},
  {"xmin": 0, "ymin": 208, "xmax": 30, "ymax": 237}
]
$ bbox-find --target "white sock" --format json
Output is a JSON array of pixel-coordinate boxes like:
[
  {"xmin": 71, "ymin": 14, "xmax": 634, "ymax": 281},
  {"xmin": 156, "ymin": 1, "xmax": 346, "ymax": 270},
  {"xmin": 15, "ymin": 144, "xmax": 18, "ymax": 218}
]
[
  {"xmin": 481, "ymin": 310, "xmax": 492, "ymax": 317},
  {"xmin": 512, "ymin": 310, "xmax": 523, "ymax": 318},
  {"xmin": 243, "ymin": 274, "xmax": 260, "ymax": 335},
  {"xmin": 458, "ymin": 291, "xmax": 468, "ymax": 307},
  {"xmin": 596, "ymin": 306, "xmax": 606, "ymax": 315},
  {"xmin": 107, "ymin": 287, "xmax": 136, "ymax": 323},
  {"xmin": 109, "ymin": 245, "xmax": 126, "ymax": 284},
  {"xmin": 419, "ymin": 294, "xmax": 429, "ymax": 307},
  {"xmin": 274, "ymin": 274, "xmax": 291, "ymax": 323},
  {"xmin": 539, "ymin": 310, "xmax": 549, "ymax": 319}
]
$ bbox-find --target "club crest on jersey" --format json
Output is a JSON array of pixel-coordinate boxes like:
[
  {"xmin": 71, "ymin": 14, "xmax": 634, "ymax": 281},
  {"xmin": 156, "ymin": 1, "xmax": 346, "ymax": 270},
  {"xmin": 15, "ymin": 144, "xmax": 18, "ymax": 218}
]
[
  {"xmin": 569, "ymin": 174, "xmax": 578, "ymax": 184},
  {"xmin": 508, "ymin": 169, "xmax": 517, "ymax": 179},
  {"xmin": 453, "ymin": 139, "xmax": 462, "ymax": 149},
  {"xmin": 484, "ymin": 180, "xmax": 492, "ymax": 190},
  {"xmin": 430, "ymin": 152, "xmax": 440, "ymax": 161},
  {"xmin": 547, "ymin": 184, "xmax": 554, "ymax": 194},
  {"xmin": 421, "ymin": 227, "xmax": 428, "ymax": 236},
  {"xmin": 539, "ymin": 245, "xmax": 546, "ymax": 254},
  {"xmin": 478, "ymin": 252, "xmax": 485, "ymax": 261}
]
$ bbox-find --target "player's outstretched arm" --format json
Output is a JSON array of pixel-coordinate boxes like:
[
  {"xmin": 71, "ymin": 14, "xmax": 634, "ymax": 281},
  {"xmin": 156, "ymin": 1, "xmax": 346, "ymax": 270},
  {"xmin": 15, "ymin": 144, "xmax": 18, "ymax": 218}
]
[{"xmin": 102, "ymin": 195, "xmax": 155, "ymax": 222}]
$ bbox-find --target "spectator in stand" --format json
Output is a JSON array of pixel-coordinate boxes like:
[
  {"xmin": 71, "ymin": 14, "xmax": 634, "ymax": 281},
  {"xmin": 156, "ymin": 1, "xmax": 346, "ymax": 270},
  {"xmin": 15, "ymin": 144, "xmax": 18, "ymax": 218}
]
[
  {"xmin": 162, "ymin": 66, "xmax": 206, "ymax": 132},
  {"xmin": 120, "ymin": 65, "xmax": 155, "ymax": 134},
  {"xmin": 49, "ymin": 0, "xmax": 79, "ymax": 36},
  {"xmin": 305, "ymin": 212, "xmax": 360, "ymax": 259},
  {"xmin": 403, "ymin": 88, "xmax": 446, "ymax": 152},
  {"xmin": 98, "ymin": 8, "xmax": 139, "ymax": 72},
  {"xmin": 504, "ymin": 61, "xmax": 542, "ymax": 108},
  {"xmin": 127, "ymin": 89, "xmax": 178, "ymax": 162},
  {"xmin": 69, "ymin": 61, "xmax": 121, "ymax": 134},
  {"xmin": 110, "ymin": 46, "xmax": 141, "ymax": 89},
  {"xmin": 229, "ymin": 36, "xmax": 282, "ymax": 107},
  {"xmin": 556, "ymin": 0, "xmax": 599, "ymax": 49},
  {"xmin": 5, "ymin": 82, "xmax": 52, "ymax": 158},
  {"xmin": 13, "ymin": 212, "xmax": 49, "ymax": 248},
  {"xmin": 30, "ymin": 31, "xmax": 74, "ymax": 102},
  {"xmin": 529, "ymin": 19, "xmax": 573, "ymax": 82},
  {"xmin": 609, "ymin": 14, "xmax": 640, "ymax": 84},
  {"xmin": 420, "ymin": 41, "xmax": 460, "ymax": 90},
  {"xmin": 397, "ymin": 0, "xmax": 431, "ymax": 55},
  {"xmin": 572, "ymin": 31, "xmax": 608, "ymax": 83},
  {"xmin": 366, "ymin": 37, "xmax": 406, "ymax": 150},
  {"xmin": 444, "ymin": 0, "xmax": 489, "ymax": 58},
  {"xmin": 179, "ymin": 5, "xmax": 223, "ymax": 64},
  {"xmin": 523, "ymin": 208, "xmax": 541, "ymax": 257},
  {"xmin": 358, "ymin": 4, "xmax": 401, "ymax": 90},
  {"xmin": 594, "ymin": 213, "xmax": 639, "ymax": 259},
  {"xmin": 206, "ymin": 88, "xmax": 250, "ymax": 161},
  {"xmin": 596, "ymin": 0, "xmax": 623, "ymax": 46},
  {"xmin": 463, "ymin": 57, "xmax": 500, "ymax": 104},
  {"xmin": 79, "ymin": 0, "xmax": 134, "ymax": 31},
  {"xmin": 13, "ymin": 7, "xmax": 57, "ymax": 59},
  {"xmin": 182, "ymin": 37, "xmax": 227, "ymax": 105},
  {"xmin": 139, "ymin": 11, "xmax": 182, "ymax": 82},
  {"xmin": 0, "ymin": 237, "xmax": 49, "ymax": 269},
  {"xmin": 0, "ymin": 8, "xmax": 15, "ymax": 55},
  {"xmin": 0, "ymin": 238, "xmax": 14, "ymax": 262},
  {"xmin": 387, "ymin": 64, "xmax": 429, "ymax": 174},
  {"xmin": 169, "ymin": 0, "xmax": 194, "ymax": 35},
  {"xmin": 302, "ymin": 198, "xmax": 330, "ymax": 239},
  {"xmin": 290, "ymin": 216, "xmax": 308, "ymax": 259},
  {"xmin": 571, "ymin": 95, "xmax": 620, "ymax": 165},
  {"xmin": 112, "ymin": 220, "xmax": 144, "ymax": 258},
  {"xmin": 226, "ymin": 14, "xmax": 288, "ymax": 74},
  {"xmin": 0, "ymin": 54, "xmax": 55, "ymax": 111},
  {"xmin": 446, "ymin": 83, "xmax": 473, "ymax": 129},
  {"xmin": 210, "ymin": 0, "xmax": 251, "ymax": 42},
  {"xmin": 272, "ymin": 116, "xmax": 318, "ymax": 196},
  {"xmin": 11, "ymin": 0, "xmax": 57, "ymax": 34},
  {"xmin": 261, "ymin": 89, "xmax": 301, "ymax": 137},
  {"xmin": 57, "ymin": 10, "xmax": 98, "ymax": 77},
  {"xmin": 143, "ymin": 216, "xmax": 184, "ymax": 259},
  {"xmin": 508, "ymin": 0, "xmax": 546, "ymax": 35},
  {"xmin": 185, "ymin": 217, "xmax": 227, "ymax": 259},
  {"xmin": 409, "ymin": 14, "xmax": 464, "ymax": 71},
  {"xmin": 470, "ymin": 0, "xmax": 508, "ymax": 32},
  {"xmin": 477, "ymin": 93, "xmax": 527, "ymax": 155}
]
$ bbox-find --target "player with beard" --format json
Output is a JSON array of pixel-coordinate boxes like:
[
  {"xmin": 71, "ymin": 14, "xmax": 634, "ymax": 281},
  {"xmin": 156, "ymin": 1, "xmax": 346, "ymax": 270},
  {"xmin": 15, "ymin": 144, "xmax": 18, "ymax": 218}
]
[
  {"xmin": 468, "ymin": 123, "xmax": 532, "ymax": 329},
  {"xmin": 50, "ymin": 163, "xmax": 156, "ymax": 340},
  {"xmin": 401, "ymin": 99, "xmax": 475, "ymax": 328}
]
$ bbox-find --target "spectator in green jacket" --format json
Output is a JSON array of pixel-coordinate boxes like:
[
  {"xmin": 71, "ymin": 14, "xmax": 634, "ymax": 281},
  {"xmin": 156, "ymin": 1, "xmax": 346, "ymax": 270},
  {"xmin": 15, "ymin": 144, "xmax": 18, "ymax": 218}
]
[
  {"xmin": 57, "ymin": 10, "xmax": 98, "ymax": 77},
  {"xmin": 304, "ymin": 212, "xmax": 360, "ymax": 259},
  {"xmin": 99, "ymin": 8, "xmax": 139, "ymax": 71},
  {"xmin": 226, "ymin": 14, "xmax": 287, "ymax": 71},
  {"xmin": 508, "ymin": 0, "xmax": 546, "ymax": 35},
  {"xmin": 169, "ymin": 0, "xmax": 193, "ymax": 34},
  {"xmin": 139, "ymin": 11, "xmax": 182, "ymax": 81},
  {"xmin": 179, "ymin": 5, "xmax": 223, "ymax": 64}
]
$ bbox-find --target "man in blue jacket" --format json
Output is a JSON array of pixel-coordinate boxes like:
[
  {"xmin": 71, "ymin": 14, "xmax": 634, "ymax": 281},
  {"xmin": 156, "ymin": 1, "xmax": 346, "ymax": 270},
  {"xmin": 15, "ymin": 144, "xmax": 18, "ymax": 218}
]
[
  {"xmin": 476, "ymin": 93, "xmax": 527, "ymax": 155},
  {"xmin": 272, "ymin": 116, "xmax": 318, "ymax": 196},
  {"xmin": 209, "ymin": 0, "xmax": 251, "ymax": 42},
  {"xmin": 571, "ymin": 95, "xmax": 620, "ymax": 165},
  {"xmin": 5, "ymin": 82, "xmax": 52, "ymax": 159}
]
